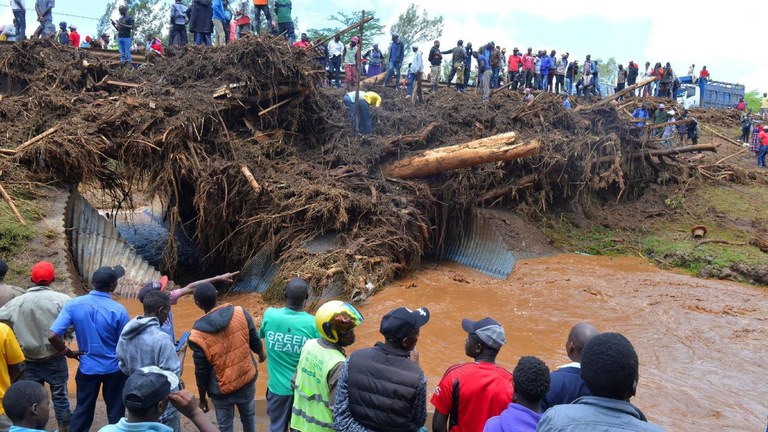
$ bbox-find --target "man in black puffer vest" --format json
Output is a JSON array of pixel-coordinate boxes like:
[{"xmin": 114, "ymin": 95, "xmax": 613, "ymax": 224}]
[{"xmin": 333, "ymin": 307, "xmax": 430, "ymax": 432}]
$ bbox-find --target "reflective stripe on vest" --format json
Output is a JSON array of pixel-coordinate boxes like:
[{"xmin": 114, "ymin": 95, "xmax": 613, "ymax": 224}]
[{"xmin": 290, "ymin": 339, "xmax": 345, "ymax": 432}]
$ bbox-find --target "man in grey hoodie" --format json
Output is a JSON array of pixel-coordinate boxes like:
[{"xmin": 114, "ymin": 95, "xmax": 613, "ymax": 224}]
[{"xmin": 116, "ymin": 290, "xmax": 182, "ymax": 431}]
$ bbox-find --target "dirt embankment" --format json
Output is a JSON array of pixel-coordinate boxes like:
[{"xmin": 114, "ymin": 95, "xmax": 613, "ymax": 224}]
[{"xmin": 0, "ymin": 38, "xmax": 765, "ymax": 294}]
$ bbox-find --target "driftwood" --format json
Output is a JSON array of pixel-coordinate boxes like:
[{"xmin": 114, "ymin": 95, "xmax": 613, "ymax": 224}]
[
  {"xmin": 384, "ymin": 122, "xmax": 440, "ymax": 150},
  {"xmin": 258, "ymin": 97, "xmax": 294, "ymax": 116},
  {"xmin": 105, "ymin": 80, "xmax": 141, "ymax": 89},
  {"xmin": 477, "ymin": 172, "xmax": 538, "ymax": 203},
  {"xmin": 702, "ymin": 124, "xmax": 743, "ymax": 147},
  {"xmin": 382, "ymin": 132, "xmax": 540, "ymax": 179},
  {"xmin": 240, "ymin": 165, "xmax": 263, "ymax": 195},
  {"xmin": 587, "ymin": 76, "xmax": 658, "ymax": 109},
  {"xmin": 0, "ymin": 182, "xmax": 25, "ymax": 225},
  {"xmin": 644, "ymin": 118, "xmax": 695, "ymax": 130},
  {"xmin": 361, "ymin": 72, "xmax": 387, "ymax": 86},
  {"xmin": 592, "ymin": 144, "xmax": 718, "ymax": 165}
]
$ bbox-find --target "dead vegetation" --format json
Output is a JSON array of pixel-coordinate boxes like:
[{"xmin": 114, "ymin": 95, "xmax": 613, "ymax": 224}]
[{"xmin": 0, "ymin": 38, "xmax": 757, "ymax": 297}]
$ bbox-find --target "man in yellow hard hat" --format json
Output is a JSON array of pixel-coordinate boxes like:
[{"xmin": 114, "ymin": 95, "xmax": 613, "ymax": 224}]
[{"xmin": 290, "ymin": 301, "xmax": 363, "ymax": 432}]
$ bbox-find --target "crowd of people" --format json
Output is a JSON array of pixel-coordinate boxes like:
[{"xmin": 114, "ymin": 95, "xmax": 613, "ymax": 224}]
[{"xmin": 0, "ymin": 258, "xmax": 668, "ymax": 432}]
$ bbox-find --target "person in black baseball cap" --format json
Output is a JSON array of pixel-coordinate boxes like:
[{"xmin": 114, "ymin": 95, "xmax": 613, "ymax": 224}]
[
  {"xmin": 431, "ymin": 316, "xmax": 513, "ymax": 432},
  {"xmin": 91, "ymin": 265, "xmax": 126, "ymax": 292},
  {"xmin": 333, "ymin": 307, "xmax": 430, "ymax": 431}
]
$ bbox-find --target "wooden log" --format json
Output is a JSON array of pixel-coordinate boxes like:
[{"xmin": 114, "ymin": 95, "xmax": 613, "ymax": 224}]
[
  {"xmin": 14, "ymin": 124, "xmax": 62, "ymax": 154},
  {"xmin": 382, "ymin": 132, "xmax": 540, "ymax": 179},
  {"xmin": 702, "ymin": 124, "xmax": 742, "ymax": 147},
  {"xmin": 361, "ymin": 72, "xmax": 387, "ymax": 86},
  {"xmin": 258, "ymin": 97, "xmax": 294, "ymax": 116},
  {"xmin": 386, "ymin": 122, "xmax": 440, "ymax": 148},
  {"xmin": 490, "ymin": 80, "xmax": 516, "ymax": 96},
  {"xmin": 309, "ymin": 16, "xmax": 374, "ymax": 50},
  {"xmin": 645, "ymin": 117, "xmax": 695, "ymax": 130},
  {"xmin": 240, "ymin": 165, "xmax": 263, "ymax": 195},
  {"xmin": 586, "ymin": 76, "xmax": 658, "ymax": 109},
  {"xmin": 0, "ymin": 183, "xmax": 25, "ymax": 225},
  {"xmin": 592, "ymin": 144, "xmax": 718, "ymax": 165},
  {"xmin": 105, "ymin": 80, "xmax": 140, "ymax": 89},
  {"xmin": 477, "ymin": 172, "xmax": 538, "ymax": 203}
]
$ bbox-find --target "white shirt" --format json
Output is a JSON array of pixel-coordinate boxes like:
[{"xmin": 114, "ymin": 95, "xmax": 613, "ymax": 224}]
[
  {"xmin": 409, "ymin": 50, "xmax": 423, "ymax": 74},
  {"xmin": 10, "ymin": 0, "xmax": 25, "ymax": 10},
  {"xmin": 328, "ymin": 40, "xmax": 344, "ymax": 57}
]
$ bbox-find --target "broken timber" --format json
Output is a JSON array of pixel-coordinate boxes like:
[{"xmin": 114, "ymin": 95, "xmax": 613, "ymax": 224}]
[
  {"xmin": 584, "ymin": 76, "xmax": 658, "ymax": 109},
  {"xmin": 382, "ymin": 132, "xmax": 540, "ymax": 179}
]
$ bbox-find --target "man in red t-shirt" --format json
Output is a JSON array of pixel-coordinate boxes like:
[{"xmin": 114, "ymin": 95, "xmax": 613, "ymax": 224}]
[{"xmin": 431, "ymin": 317, "xmax": 514, "ymax": 432}]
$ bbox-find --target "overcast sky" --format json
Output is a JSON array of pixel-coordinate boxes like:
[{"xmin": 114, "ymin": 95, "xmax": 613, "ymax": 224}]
[{"xmin": 3, "ymin": 0, "xmax": 766, "ymax": 92}]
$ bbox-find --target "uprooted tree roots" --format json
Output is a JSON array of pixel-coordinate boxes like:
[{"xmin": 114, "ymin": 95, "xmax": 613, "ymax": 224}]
[{"xmin": 0, "ymin": 38, "xmax": 728, "ymax": 299}]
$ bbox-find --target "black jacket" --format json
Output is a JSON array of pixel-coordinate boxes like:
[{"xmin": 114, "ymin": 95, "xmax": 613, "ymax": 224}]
[
  {"xmin": 428, "ymin": 46, "xmax": 443, "ymax": 66},
  {"xmin": 187, "ymin": 0, "xmax": 213, "ymax": 34},
  {"xmin": 347, "ymin": 343, "xmax": 426, "ymax": 432}
]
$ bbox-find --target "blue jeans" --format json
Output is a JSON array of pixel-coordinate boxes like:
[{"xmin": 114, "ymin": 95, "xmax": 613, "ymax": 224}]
[
  {"xmin": 383, "ymin": 60, "xmax": 402, "ymax": 88},
  {"xmin": 211, "ymin": 382, "xmax": 256, "ymax": 432},
  {"xmin": 71, "ymin": 369, "xmax": 127, "ymax": 432},
  {"xmin": 22, "ymin": 356, "xmax": 71, "ymax": 423},
  {"xmin": 117, "ymin": 37, "xmax": 132, "ymax": 63},
  {"xmin": 342, "ymin": 94, "xmax": 372, "ymax": 135},
  {"xmin": 491, "ymin": 67, "xmax": 500, "ymax": 89},
  {"xmin": 266, "ymin": 390, "xmax": 292, "ymax": 432},
  {"xmin": 758, "ymin": 146, "xmax": 767, "ymax": 167},
  {"xmin": 13, "ymin": 10, "xmax": 25, "ymax": 40},
  {"xmin": 195, "ymin": 32, "xmax": 211, "ymax": 46},
  {"xmin": 407, "ymin": 72, "xmax": 416, "ymax": 96},
  {"xmin": 330, "ymin": 55, "xmax": 342, "ymax": 87}
]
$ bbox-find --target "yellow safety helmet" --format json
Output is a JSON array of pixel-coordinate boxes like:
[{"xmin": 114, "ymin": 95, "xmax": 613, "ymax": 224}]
[{"xmin": 315, "ymin": 300, "xmax": 364, "ymax": 343}]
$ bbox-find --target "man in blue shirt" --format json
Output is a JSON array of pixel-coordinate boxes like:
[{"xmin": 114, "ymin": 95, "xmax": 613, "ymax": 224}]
[
  {"xmin": 382, "ymin": 33, "xmax": 405, "ymax": 89},
  {"xmin": 49, "ymin": 266, "xmax": 130, "ymax": 432},
  {"xmin": 473, "ymin": 51, "xmax": 491, "ymax": 102}
]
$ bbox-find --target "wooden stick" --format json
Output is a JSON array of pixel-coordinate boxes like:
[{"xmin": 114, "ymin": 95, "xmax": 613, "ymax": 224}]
[
  {"xmin": 592, "ymin": 144, "xmax": 718, "ymax": 165},
  {"xmin": 309, "ymin": 16, "xmax": 374, "ymax": 50},
  {"xmin": 646, "ymin": 118, "xmax": 695, "ymax": 130},
  {"xmin": 258, "ymin": 97, "xmax": 294, "ymax": 116},
  {"xmin": 353, "ymin": 10, "xmax": 365, "ymax": 127},
  {"xmin": 14, "ymin": 124, "xmax": 62, "ymax": 154},
  {"xmin": 240, "ymin": 165, "xmax": 263, "ymax": 195},
  {"xmin": 586, "ymin": 76, "xmax": 658, "ymax": 108},
  {"xmin": 702, "ymin": 124, "xmax": 743, "ymax": 147},
  {"xmin": 105, "ymin": 80, "xmax": 140, "ymax": 89},
  {"xmin": 0, "ymin": 183, "xmax": 25, "ymax": 225},
  {"xmin": 695, "ymin": 239, "xmax": 748, "ymax": 248},
  {"xmin": 491, "ymin": 80, "xmax": 516, "ymax": 96}
]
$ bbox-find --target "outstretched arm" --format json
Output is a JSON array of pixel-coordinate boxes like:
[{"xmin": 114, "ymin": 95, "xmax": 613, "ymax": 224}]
[{"xmin": 174, "ymin": 272, "xmax": 240, "ymax": 299}]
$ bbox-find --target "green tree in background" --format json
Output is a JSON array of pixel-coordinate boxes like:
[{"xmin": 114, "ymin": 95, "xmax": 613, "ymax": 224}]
[
  {"xmin": 389, "ymin": 3, "xmax": 444, "ymax": 51},
  {"xmin": 96, "ymin": 0, "xmax": 169, "ymax": 43},
  {"xmin": 96, "ymin": 3, "xmax": 114, "ymax": 38},
  {"xmin": 596, "ymin": 57, "xmax": 618, "ymax": 92},
  {"xmin": 305, "ymin": 10, "xmax": 384, "ymax": 47},
  {"xmin": 744, "ymin": 89, "xmax": 761, "ymax": 112}
]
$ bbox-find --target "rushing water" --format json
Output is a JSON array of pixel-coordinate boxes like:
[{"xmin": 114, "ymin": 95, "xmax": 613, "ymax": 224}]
[{"xmin": 68, "ymin": 254, "xmax": 767, "ymax": 431}]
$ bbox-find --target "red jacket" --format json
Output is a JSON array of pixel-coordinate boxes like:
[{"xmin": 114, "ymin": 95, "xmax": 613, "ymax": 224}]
[
  {"xmin": 700, "ymin": 69, "xmax": 710, "ymax": 79},
  {"xmin": 737, "ymin": 101, "xmax": 746, "ymax": 111},
  {"xmin": 507, "ymin": 54, "xmax": 522, "ymax": 72},
  {"xmin": 759, "ymin": 130, "xmax": 768, "ymax": 146},
  {"xmin": 69, "ymin": 31, "xmax": 80, "ymax": 48}
]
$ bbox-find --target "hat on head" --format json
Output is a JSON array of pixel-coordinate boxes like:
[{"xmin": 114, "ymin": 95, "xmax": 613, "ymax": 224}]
[
  {"xmin": 659, "ymin": 103, "xmax": 665, "ymax": 108},
  {"xmin": 85, "ymin": 35, "xmax": 92, "ymax": 42},
  {"xmin": 123, "ymin": 368, "xmax": 177, "ymax": 411},
  {"xmin": 351, "ymin": 36, "xmax": 359, "ymax": 43},
  {"xmin": 391, "ymin": 32, "xmax": 399, "ymax": 38},
  {"xmin": 31, "ymin": 261, "xmax": 55, "ymax": 285},
  {"xmin": 380, "ymin": 307, "xmax": 430, "ymax": 340},
  {"xmin": 91, "ymin": 265, "xmax": 125, "ymax": 288},
  {"xmin": 69, "ymin": 25, "xmax": 77, "ymax": 30},
  {"xmin": 138, "ymin": 275, "xmax": 169, "ymax": 302},
  {"xmin": 462, "ymin": 317, "xmax": 506, "ymax": 349}
]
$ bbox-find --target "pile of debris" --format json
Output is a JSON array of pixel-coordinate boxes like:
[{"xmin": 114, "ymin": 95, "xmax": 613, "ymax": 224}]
[{"xmin": 0, "ymin": 38, "xmax": 728, "ymax": 298}]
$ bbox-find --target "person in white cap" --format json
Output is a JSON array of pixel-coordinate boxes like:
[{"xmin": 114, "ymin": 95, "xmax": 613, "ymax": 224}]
[
  {"xmin": 68, "ymin": 24, "xmax": 80, "ymax": 48},
  {"xmin": 651, "ymin": 103, "xmax": 668, "ymax": 137},
  {"xmin": 431, "ymin": 317, "xmax": 513, "ymax": 432}
]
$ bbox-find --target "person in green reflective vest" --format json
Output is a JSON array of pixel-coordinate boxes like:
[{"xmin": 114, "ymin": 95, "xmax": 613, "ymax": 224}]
[{"xmin": 290, "ymin": 301, "xmax": 363, "ymax": 432}]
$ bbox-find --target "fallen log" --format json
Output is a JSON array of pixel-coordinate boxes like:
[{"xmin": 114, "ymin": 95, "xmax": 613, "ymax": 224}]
[
  {"xmin": 702, "ymin": 125, "xmax": 742, "ymax": 147},
  {"xmin": 645, "ymin": 118, "xmax": 695, "ymax": 130},
  {"xmin": 382, "ymin": 132, "xmax": 540, "ymax": 179},
  {"xmin": 309, "ymin": 16, "xmax": 374, "ymax": 50},
  {"xmin": 592, "ymin": 144, "xmax": 718, "ymax": 165},
  {"xmin": 477, "ymin": 172, "xmax": 538, "ymax": 203},
  {"xmin": 240, "ymin": 165, "xmax": 263, "ymax": 195},
  {"xmin": 258, "ymin": 97, "xmax": 294, "ymax": 116},
  {"xmin": 385, "ymin": 122, "xmax": 440, "ymax": 149},
  {"xmin": 586, "ymin": 76, "xmax": 658, "ymax": 109},
  {"xmin": 14, "ymin": 124, "xmax": 62, "ymax": 154},
  {"xmin": 0, "ymin": 182, "xmax": 25, "ymax": 225},
  {"xmin": 695, "ymin": 239, "xmax": 748, "ymax": 248},
  {"xmin": 361, "ymin": 72, "xmax": 387, "ymax": 86},
  {"xmin": 105, "ymin": 80, "xmax": 141, "ymax": 89}
]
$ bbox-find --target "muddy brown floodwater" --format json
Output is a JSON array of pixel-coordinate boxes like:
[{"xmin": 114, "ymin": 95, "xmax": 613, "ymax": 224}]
[{"xmin": 67, "ymin": 254, "xmax": 767, "ymax": 431}]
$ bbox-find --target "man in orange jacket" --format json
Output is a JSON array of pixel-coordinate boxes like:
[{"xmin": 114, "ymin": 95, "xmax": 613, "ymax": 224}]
[
  {"xmin": 189, "ymin": 283, "xmax": 265, "ymax": 432},
  {"xmin": 253, "ymin": 0, "xmax": 272, "ymax": 34}
]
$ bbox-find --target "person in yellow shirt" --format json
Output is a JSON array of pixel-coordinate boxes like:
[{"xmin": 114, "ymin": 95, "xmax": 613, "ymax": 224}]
[
  {"xmin": 342, "ymin": 91, "xmax": 381, "ymax": 135},
  {"xmin": 761, "ymin": 92, "xmax": 768, "ymax": 119},
  {"xmin": 0, "ymin": 322, "xmax": 25, "ymax": 431}
]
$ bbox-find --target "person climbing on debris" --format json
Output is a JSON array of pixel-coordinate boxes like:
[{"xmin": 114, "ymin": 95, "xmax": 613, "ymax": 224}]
[
  {"xmin": 632, "ymin": 104, "xmax": 650, "ymax": 138},
  {"xmin": 383, "ymin": 33, "xmax": 405, "ymax": 89},
  {"xmin": 651, "ymin": 103, "xmax": 668, "ymax": 138},
  {"xmin": 343, "ymin": 36, "xmax": 361, "ymax": 92},
  {"xmin": 342, "ymin": 91, "xmax": 381, "ymax": 136},
  {"xmin": 169, "ymin": 0, "xmax": 188, "ymax": 46},
  {"xmin": 112, "ymin": 6, "xmax": 134, "ymax": 65},
  {"xmin": 274, "ymin": 0, "xmax": 295, "ymax": 44}
]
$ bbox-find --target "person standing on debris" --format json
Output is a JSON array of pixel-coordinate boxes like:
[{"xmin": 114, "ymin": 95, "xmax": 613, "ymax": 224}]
[
  {"xmin": 342, "ymin": 91, "xmax": 381, "ymax": 135},
  {"xmin": 383, "ymin": 33, "xmax": 405, "ymax": 89},
  {"xmin": 473, "ymin": 50, "xmax": 491, "ymax": 102},
  {"xmin": 11, "ymin": 0, "xmax": 25, "ymax": 41},
  {"xmin": 0, "ymin": 262, "xmax": 73, "ymax": 432},
  {"xmin": 189, "ymin": 283, "xmax": 265, "ymax": 432},
  {"xmin": 68, "ymin": 24, "xmax": 79, "ymax": 48},
  {"xmin": 169, "ymin": 0, "xmax": 188, "ymax": 46},
  {"xmin": 407, "ymin": 45, "xmax": 425, "ymax": 103},
  {"xmin": 117, "ymin": 290, "xmax": 182, "ymax": 431},
  {"xmin": 533, "ymin": 51, "xmax": 543, "ymax": 91},
  {"xmin": 546, "ymin": 50, "xmax": 557, "ymax": 92},
  {"xmin": 739, "ymin": 110, "xmax": 753, "ymax": 144},
  {"xmin": 187, "ymin": 0, "xmax": 213, "ymax": 46},
  {"xmin": 343, "ymin": 36, "xmax": 361, "ymax": 92},
  {"xmin": 521, "ymin": 48, "xmax": 535, "ymax": 90},
  {"xmin": 431, "ymin": 317, "xmax": 513, "ymax": 432},
  {"xmin": 48, "ymin": 265, "xmax": 131, "ymax": 431},
  {"xmin": 333, "ymin": 307, "xmax": 430, "ymax": 432},
  {"xmin": 0, "ymin": 260, "xmax": 23, "ymax": 308},
  {"xmin": 616, "ymin": 64, "xmax": 627, "ymax": 99},
  {"xmin": 651, "ymin": 103, "xmax": 669, "ymax": 139},
  {"xmin": 443, "ymin": 40, "xmax": 466, "ymax": 90},
  {"xmin": 565, "ymin": 59, "xmax": 578, "ymax": 95},
  {"xmin": 660, "ymin": 62, "xmax": 674, "ymax": 98},
  {"xmin": 484, "ymin": 356, "xmax": 551, "ymax": 432},
  {"xmin": 328, "ymin": 35, "xmax": 344, "ymax": 88},
  {"xmin": 463, "ymin": 42, "xmax": 473, "ymax": 92},
  {"xmin": 541, "ymin": 323, "xmax": 599, "ymax": 411},
  {"xmin": 632, "ymin": 105, "xmax": 650, "ymax": 138},
  {"xmin": 258, "ymin": 279, "xmax": 319, "ymax": 432},
  {"xmin": 112, "ymin": 6, "xmax": 134, "ymax": 65},
  {"xmin": 274, "ymin": 0, "xmax": 295, "ymax": 44},
  {"xmin": 507, "ymin": 47, "xmax": 522, "ymax": 91},
  {"xmin": 290, "ymin": 301, "xmax": 364, "ymax": 432},
  {"xmin": 555, "ymin": 53, "xmax": 567, "ymax": 94},
  {"xmin": 489, "ymin": 44, "xmax": 502, "ymax": 89},
  {"xmin": 757, "ymin": 125, "xmax": 768, "ymax": 168},
  {"xmin": 34, "ymin": 0, "xmax": 54, "ymax": 38},
  {"xmin": 640, "ymin": 61, "xmax": 652, "ymax": 97},
  {"xmin": 0, "ymin": 320, "xmax": 24, "ymax": 431},
  {"xmin": 212, "ymin": 0, "xmax": 228, "ymax": 47},
  {"xmin": 55, "ymin": 21, "xmax": 67, "ymax": 45},
  {"xmin": 537, "ymin": 333, "xmax": 665, "ymax": 432},
  {"xmin": 252, "ymin": 0, "xmax": 272, "ymax": 34},
  {"xmin": 428, "ymin": 40, "xmax": 443, "ymax": 93},
  {"xmin": 362, "ymin": 43, "xmax": 384, "ymax": 78},
  {"xmin": 662, "ymin": 109, "xmax": 677, "ymax": 149}
]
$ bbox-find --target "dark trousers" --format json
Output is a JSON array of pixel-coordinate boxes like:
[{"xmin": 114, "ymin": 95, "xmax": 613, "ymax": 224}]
[
  {"xmin": 343, "ymin": 94, "xmax": 372, "ymax": 135},
  {"xmin": 266, "ymin": 390, "xmax": 293, "ymax": 432},
  {"xmin": 508, "ymin": 71, "xmax": 519, "ymax": 89},
  {"xmin": 278, "ymin": 22, "xmax": 295, "ymax": 44},
  {"xmin": 169, "ymin": 24, "xmax": 187, "ymax": 46},
  {"xmin": 70, "ymin": 370, "xmax": 127, "ymax": 432},
  {"xmin": 522, "ymin": 69, "xmax": 533, "ymax": 89},
  {"xmin": 740, "ymin": 126, "xmax": 751, "ymax": 143},
  {"xmin": 254, "ymin": 5, "xmax": 272, "ymax": 33},
  {"xmin": 330, "ymin": 55, "xmax": 342, "ymax": 87},
  {"xmin": 758, "ymin": 146, "xmax": 767, "ymax": 167},
  {"xmin": 13, "ymin": 10, "xmax": 25, "ymax": 40},
  {"xmin": 463, "ymin": 66, "xmax": 470, "ymax": 90},
  {"xmin": 555, "ymin": 74, "xmax": 564, "ymax": 93}
]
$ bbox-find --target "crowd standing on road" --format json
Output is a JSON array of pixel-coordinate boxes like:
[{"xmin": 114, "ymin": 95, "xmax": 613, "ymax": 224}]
[{"xmin": 0, "ymin": 256, "xmax": 670, "ymax": 432}]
